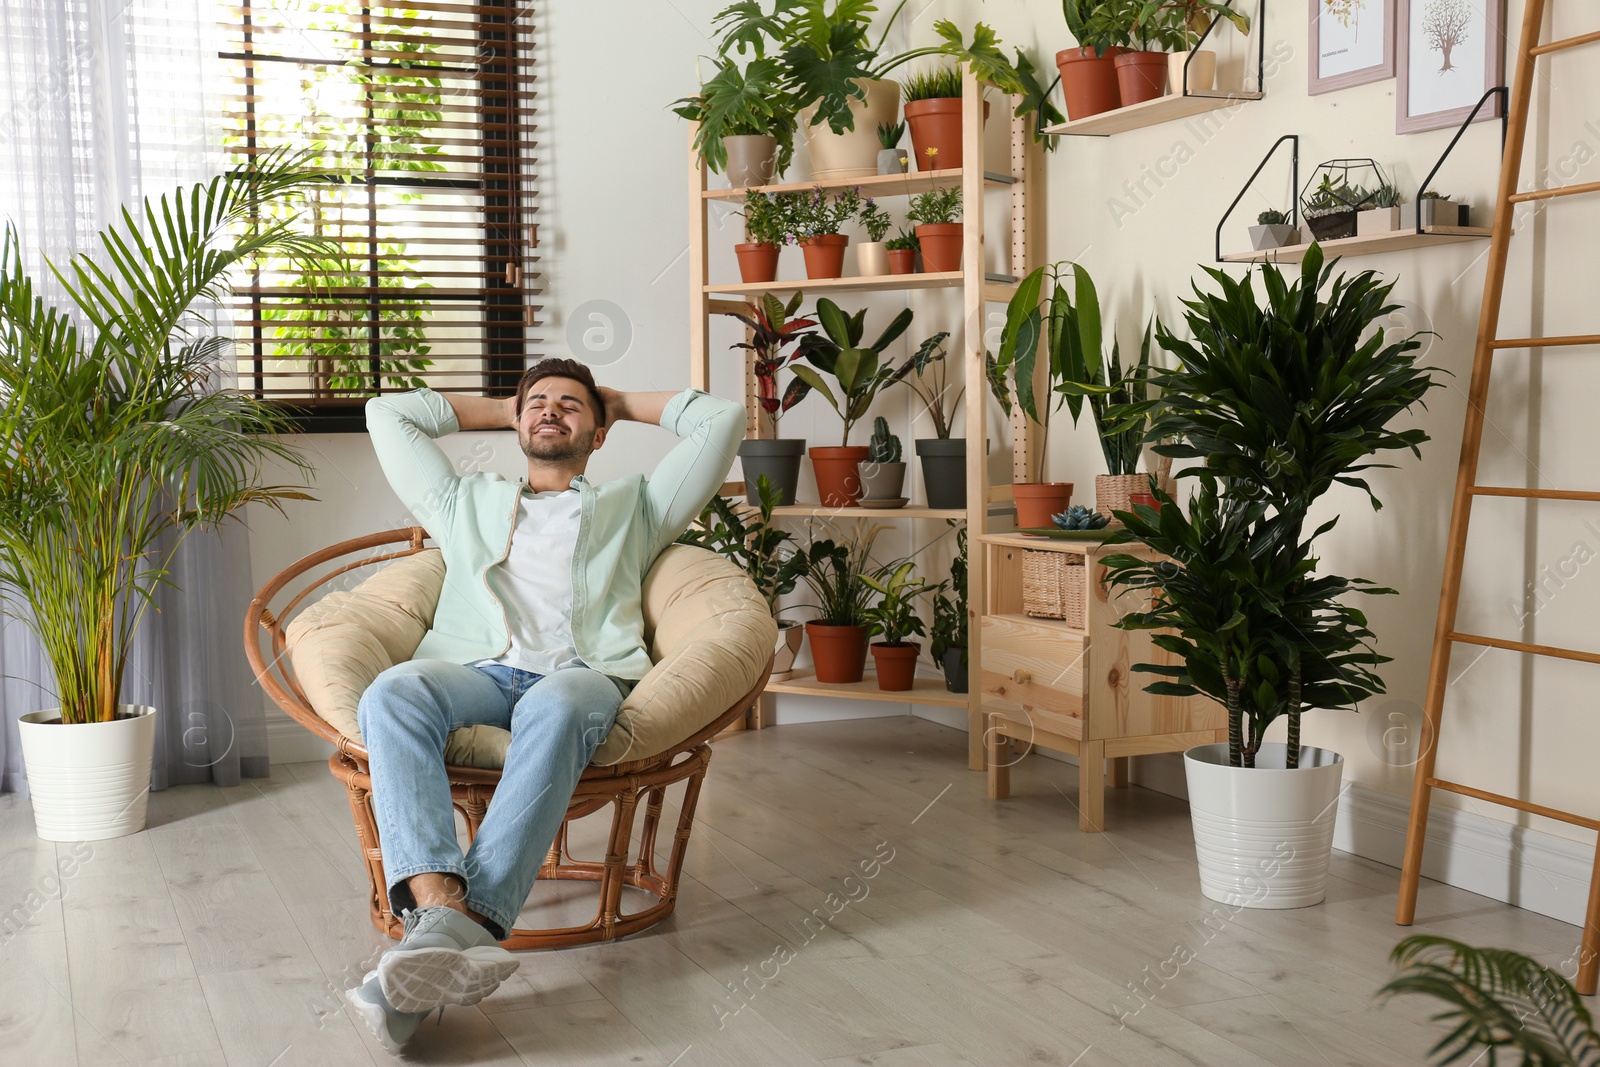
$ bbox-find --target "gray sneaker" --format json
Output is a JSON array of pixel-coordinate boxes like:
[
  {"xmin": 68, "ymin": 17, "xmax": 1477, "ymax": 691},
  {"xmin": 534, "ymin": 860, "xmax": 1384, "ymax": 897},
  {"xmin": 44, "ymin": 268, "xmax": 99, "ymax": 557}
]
[
  {"xmin": 345, "ymin": 970, "xmax": 429, "ymax": 1054},
  {"xmin": 377, "ymin": 906, "xmax": 520, "ymax": 1013}
]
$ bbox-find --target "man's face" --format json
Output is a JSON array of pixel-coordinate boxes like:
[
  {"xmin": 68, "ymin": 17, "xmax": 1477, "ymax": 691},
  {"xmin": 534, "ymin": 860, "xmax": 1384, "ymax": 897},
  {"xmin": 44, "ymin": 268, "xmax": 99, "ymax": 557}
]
[{"xmin": 517, "ymin": 376, "xmax": 604, "ymax": 462}]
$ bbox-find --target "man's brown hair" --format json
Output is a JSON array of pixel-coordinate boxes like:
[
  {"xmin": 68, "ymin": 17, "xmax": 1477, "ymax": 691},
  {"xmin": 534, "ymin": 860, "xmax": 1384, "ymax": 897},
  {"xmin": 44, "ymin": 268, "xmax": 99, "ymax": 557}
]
[{"xmin": 514, "ymin": 358, "xmax": 606, "ymax": 424}]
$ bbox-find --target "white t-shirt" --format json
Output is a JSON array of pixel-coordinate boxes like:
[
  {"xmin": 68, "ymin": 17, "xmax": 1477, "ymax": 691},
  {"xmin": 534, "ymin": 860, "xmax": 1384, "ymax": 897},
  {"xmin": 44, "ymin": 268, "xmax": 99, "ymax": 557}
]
[{"xmin": 479, "ymin": 488, "xmax": 584, "ymax": 676}]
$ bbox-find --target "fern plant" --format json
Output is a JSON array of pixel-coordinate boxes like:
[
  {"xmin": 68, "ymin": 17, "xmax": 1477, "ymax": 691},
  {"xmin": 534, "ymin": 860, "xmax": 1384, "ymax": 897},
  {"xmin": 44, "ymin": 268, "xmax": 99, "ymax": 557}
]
[
  {"xmin": 1380, "ymin": 936, "xmax": 1600, "ymax": 1066},
  {"xmin": 0, "ymin": 150, "xmax": 324, "ymax": 724}
]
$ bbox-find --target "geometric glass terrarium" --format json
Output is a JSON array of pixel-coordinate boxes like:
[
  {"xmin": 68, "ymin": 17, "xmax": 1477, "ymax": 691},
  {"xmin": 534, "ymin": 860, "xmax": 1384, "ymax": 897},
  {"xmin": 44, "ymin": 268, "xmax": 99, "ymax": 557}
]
[{"xmin": 1299, "ymin": 158, "xmax": 1386, "ymax": 241}]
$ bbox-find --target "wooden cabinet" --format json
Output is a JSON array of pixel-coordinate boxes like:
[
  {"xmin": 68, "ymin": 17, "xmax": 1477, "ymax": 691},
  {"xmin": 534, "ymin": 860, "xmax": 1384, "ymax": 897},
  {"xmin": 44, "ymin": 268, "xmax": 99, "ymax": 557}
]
[{"xmin": 978, "ymin": 534, "xmax": 1226, "ymax": 831}]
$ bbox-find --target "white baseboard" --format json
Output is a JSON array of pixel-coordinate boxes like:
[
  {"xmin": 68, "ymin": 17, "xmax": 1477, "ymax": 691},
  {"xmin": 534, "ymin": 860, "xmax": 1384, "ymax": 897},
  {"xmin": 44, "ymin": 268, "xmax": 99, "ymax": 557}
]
[{"xmin": 265, "ymin": 709, "xmax": 335, "ymax": 768}]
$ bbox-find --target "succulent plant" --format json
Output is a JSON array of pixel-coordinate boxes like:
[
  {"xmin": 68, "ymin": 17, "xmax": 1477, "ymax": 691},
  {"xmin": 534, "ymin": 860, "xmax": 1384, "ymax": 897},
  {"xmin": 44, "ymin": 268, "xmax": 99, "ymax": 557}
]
[
  {"xmin": 868, "ymin": 416, "xmax": 902, "ymax": 463},
  {"xmin": 1051, "ymin": 504, "xmax": 1109, "ymax": 531},
  {"xmin": 1257, "ymin": 209, "xmax": 1288, "ymax": 226}
]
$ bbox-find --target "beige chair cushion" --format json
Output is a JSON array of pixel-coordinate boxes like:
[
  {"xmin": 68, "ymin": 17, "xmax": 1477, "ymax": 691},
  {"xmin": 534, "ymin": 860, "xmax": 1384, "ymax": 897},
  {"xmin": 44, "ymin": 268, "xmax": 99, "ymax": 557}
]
[{"xmin": 284, "ymin": 544, "xmax": 775, "ymax": 769}]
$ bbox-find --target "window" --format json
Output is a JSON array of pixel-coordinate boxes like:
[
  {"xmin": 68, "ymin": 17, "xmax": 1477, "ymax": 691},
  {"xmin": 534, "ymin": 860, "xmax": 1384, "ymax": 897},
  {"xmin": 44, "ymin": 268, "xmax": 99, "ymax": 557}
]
[{"xmin": 220, "ymin": 0, "xmax": 537, "ymax": 429}]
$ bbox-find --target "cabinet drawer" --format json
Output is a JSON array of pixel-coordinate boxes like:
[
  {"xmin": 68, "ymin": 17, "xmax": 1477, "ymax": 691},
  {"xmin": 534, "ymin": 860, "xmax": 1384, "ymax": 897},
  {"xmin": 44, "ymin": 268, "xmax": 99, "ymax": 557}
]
[{"xmin": 980, "ymin": 615, "xmax": 1086, "ymax": 719}]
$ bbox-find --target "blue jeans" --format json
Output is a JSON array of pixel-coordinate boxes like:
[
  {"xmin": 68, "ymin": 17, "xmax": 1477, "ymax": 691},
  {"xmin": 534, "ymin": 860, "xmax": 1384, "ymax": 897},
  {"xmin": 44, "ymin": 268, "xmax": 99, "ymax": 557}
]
[{"xmin": 357, "ymin": 661, "xmax": 627, "ymax": 940}]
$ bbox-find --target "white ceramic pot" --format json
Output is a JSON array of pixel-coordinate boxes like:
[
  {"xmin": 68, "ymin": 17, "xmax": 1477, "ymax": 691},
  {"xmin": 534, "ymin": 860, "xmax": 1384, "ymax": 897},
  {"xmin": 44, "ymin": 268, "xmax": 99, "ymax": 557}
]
[
  {"xmin": 801, "ymin": 79, "xmax": 900, "ymax": 180},
  {"xmin": 18, "ymin": 705, "xmax": 158, "ymax": 841},
  {"xmin": 1167, "ymin": 50, "xmax": 1216, "ymax": 93},
  {"xmin": 856, "ymin": 241, "xmax": 889, "ymax": 276},
  {"xmin": 772, "ymin": 620, "xmax": 804, "ymax": 682},
  {"xmin": 1183, "ymin": 742, "xmax": 1344, "ymax": 909}
]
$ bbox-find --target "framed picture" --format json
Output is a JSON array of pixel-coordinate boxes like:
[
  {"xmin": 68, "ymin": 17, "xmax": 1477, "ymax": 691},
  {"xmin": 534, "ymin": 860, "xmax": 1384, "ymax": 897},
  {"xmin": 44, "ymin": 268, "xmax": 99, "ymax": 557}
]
[
  {"xmin": 1309, "ymin": 0, "xmax": 1396, "ymax": 95},
  {"xmin": 1397, "ymin": 0, "xmax": 1505, "ymax": 133}
]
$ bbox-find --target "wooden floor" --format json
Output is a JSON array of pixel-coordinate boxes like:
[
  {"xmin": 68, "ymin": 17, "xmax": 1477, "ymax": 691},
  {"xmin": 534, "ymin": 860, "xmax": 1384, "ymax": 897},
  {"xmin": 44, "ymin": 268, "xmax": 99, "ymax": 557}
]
[{"xmin": 0, "ymin": 715, "xmax": 1583, "ymax": 1066}]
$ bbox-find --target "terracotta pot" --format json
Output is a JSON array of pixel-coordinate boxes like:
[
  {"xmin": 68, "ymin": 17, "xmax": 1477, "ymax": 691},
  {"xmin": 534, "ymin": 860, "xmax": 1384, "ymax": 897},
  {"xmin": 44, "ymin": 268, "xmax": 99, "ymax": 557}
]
[
  {"xmin": 1013, "ymin": 481, "xmax": 1073, "ymax": 529},
  {"xmin": 914, "ymin": 223, "xmax": 962, "ymax": 274},
  {"xmin": 800, "ymin": 78, "xmax": 899, "ymax": 180},
  {"xmin": 807, "ymin": 622, "xmax": 869, "ymax": 683},
  {"xmin": 1114, "ymin": 51, "xmax": 1169, "ymax": 106},
  {"xmin": 902, "ymin": 98, "xmax": 990, "ymax": 173},
  {"xmin": 735, "ymin": 242, "xmax": 779, "ymax": 284},
  {"xmin": 1167, "ymin": 49, "xmax": 1216, "ymax": 94},
  {"xmin": 723, "ymin": 134, "xmax": 779, "ymax": 188},
  {"xmin": 871, "ymin": 642, "xmax": 921, "ymax": 691},
  {"xmin": 887, "ymin": 248, "xmax": 917, "ymax": 274},
  {"xmin": 856, "ymin": 241, "xmax": 889, "ymax": 276},
  {"xmin": 800, "ymin": 234, "xmax": 849, "ymax": 279},
  {"xmin": 1129, "ymin": 491, "xmax": 1163, "ymax": 512},
  {"xmin": 810, "ymin": 445, "xmax": 870, "ymax": 507},
  {"xmin": 1056, "ymin": 46, "xmax": 1129, "ymax": 121}
]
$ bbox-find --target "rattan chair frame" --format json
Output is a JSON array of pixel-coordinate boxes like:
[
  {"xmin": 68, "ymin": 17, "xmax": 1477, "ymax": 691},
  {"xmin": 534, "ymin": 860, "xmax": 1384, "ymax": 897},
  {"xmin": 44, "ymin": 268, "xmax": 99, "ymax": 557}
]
[{"xmin": 244, "ymin": 527, "xmax": 769, "ymax": 950}]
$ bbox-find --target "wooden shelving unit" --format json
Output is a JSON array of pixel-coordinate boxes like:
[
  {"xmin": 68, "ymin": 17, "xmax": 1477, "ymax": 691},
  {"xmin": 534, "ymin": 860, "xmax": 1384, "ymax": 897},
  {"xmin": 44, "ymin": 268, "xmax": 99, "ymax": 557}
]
[
  {"xmin": 687, "ymin": 67, "xmax": 1043, "ymax": 756},
  {"xmin": 1220, "ymin": 225, "xmax": 1493, "ymax": 263},
  {"xmin": 1042, "ymin": 90, "xmax": 1263, "ymax": 138}
]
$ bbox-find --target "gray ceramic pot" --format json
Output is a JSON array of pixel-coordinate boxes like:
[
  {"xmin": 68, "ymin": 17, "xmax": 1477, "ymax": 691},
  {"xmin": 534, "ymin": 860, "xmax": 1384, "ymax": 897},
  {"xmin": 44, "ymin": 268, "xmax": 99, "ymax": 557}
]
[
  {"xmin": 916, "ymin": 438, "xmax": 966, "ymax": 508},
  {"xmin": 860, "ymin": 461, "xmax": 906, "ymax": 501},
  {"xmin": 878, "ymin": 148, "xmax": 908, "ymax": 175}
]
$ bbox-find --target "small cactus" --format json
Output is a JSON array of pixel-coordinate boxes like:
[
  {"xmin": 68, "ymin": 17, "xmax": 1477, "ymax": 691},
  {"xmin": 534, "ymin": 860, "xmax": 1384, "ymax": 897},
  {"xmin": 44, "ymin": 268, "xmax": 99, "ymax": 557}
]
[
  {"xmin": 868, "ymin": 416, "xmax": 901, "ymax": 463},
  {"xmin": 1051, "ymin": 504, "xmax": 1109, "ymax": 531}
]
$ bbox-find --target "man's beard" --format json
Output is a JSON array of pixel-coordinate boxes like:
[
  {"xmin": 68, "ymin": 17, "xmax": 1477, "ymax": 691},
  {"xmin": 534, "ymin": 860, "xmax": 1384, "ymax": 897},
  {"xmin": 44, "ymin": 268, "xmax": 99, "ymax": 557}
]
[{"xmin": 519, "ymin": 423, "xmax": 597, "ymax": 462}]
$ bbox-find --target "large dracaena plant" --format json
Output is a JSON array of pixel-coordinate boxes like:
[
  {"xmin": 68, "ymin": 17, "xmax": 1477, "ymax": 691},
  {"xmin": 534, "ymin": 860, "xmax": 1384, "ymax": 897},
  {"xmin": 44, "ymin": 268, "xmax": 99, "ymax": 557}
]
[
  {"xmin": 1103, "ymin": 245, "xmax": 1438, "ymax": 768},
  {"xmin": 1379, "ymin": 936, "xmax": 1600, "ymax": 1065},
  {"xmin": 791, "ymin": 297, "xmax": 912, "ymax": 446},
  {"xmin": 0, "ymin": 150, "xmax": 326, "ymax": 724}
]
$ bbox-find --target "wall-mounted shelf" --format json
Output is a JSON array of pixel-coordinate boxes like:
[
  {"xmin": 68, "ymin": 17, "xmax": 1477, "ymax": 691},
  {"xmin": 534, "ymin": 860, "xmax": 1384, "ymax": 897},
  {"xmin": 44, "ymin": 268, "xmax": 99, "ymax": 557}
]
[
  {"xmin": 764, "ymin": 671, "xmax": 967, "ymax": 708},
  {"xmin": 1043, "ymin": 90, "xmax": 1263, "ymax": 138},
  {"xmin": 703, "ymin": 169, "xmax": 1015, "ymax": 201},
  {"xmin": 1221, "ymin": 225, "xmax": 1493, "ymax": 263}
]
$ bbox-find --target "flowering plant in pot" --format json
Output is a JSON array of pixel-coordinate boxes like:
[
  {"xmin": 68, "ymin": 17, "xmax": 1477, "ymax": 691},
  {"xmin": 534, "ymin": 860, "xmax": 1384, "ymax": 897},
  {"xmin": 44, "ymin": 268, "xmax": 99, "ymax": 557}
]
[
  {"xmin": 1101, "ymin": 245, "xmax": 1439, "ymax": 908},
  {"xmin": 791, "ymin": 297, "xmax": 913, "ymax": 505},
  {"xmin": 1159, "ymin": 0, "xmax": 1250, "ymax": 93},
  {"xmin": 861, "ymin": 558, "xmax": 942, "ymax": 691},
  {"xmin": 885, "ymin": 227, "xmax": 920, "ymax": 274},
  {"xmin": 887, "ymin": 330, "xmax": 968, "ymax": 508},
  {"xmin": 777, "ymin": 185, "xmax": 863, "ymax": 279},
  {"xmin": 677, "ymin": 476, "xmax": 809, "ymax": 680},
  {"xmin": 710, "ymin": 1, "xmax": 1061, "ymax": 177},
  {"xmin": 791, "ymin": 521, "xmax": 886, "ymax": 683},
  {"xmin": 928, "ymin": 523, "xmax": 969, "ymax": 692},
  {"xmin": 724, "ymin": 291, "xmax": 816, "ymax": 504},
  {"xmin": 906, "ymin": 185, "xmax": 963, "ymax": 273},
  {"xmin": 856, "ymin": 198, "xmax": 894, "ymax": 276},
  {"xmin": 671, "ymin": 53, "xmax": 798, "ymax": 188},
  {"xmin": 735, "ymin": 189, "xmax": 788, "ymax": 282},
  {"xmin": 0, "ymin": 152, "xmax": 322, "ymax": 841}
]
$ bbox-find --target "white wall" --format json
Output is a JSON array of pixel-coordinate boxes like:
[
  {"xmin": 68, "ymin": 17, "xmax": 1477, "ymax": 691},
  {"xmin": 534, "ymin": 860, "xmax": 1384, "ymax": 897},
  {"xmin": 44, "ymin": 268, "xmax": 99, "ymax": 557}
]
[{"xmin": 251, "ymin": 1, "xmax": 1600, "ymax": 916}]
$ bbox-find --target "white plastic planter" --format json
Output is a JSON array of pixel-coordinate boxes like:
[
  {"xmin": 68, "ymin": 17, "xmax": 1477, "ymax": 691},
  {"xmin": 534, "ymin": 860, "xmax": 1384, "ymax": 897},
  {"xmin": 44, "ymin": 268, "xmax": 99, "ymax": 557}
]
[
  {"xmin": 1183, "ymin": 742, "xmax": 1344, "ymax": 909},
  {"xmin": 18, "ymin": 705, "xmax": 158, "ymax": 841}
]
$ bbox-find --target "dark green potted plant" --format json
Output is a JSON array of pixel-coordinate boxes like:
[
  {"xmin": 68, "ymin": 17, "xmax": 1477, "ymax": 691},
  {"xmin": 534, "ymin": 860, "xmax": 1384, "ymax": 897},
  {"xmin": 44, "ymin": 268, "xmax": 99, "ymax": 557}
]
[
  {"xmin": 1086, "ymin": 0, "xmax": 1187, "ymax": 107},
  {"xmin": 906, "ymin": 185, "xmax": 962, "ymax": 273},
  {"xmin": 677, "ymin": 475, "xmax": 809, "ymax": 679},
  {"xmin": 856, "ymin": 198, "xmax": 894, "ymax": 277},
  {"xmin": 929, "ymin": 524, "xmax": 969, "ymax": 692},
  {"xmin": 1059, "ymin": 0, "xmax": 1130, "ymax": 121},
  {"xmin": 860, "ymin": 416, "xmax": 906, "ymax": 502},
  {"xmin": 724, "ymin": 291, "xmax": 816, "ymax": 504},
  {"xmin": 735, "ymin": 189, "xmax": 787, "ymax": 283},
  {"xmin": 1102, "ymin": 244, "xmax": 1440, "ymax": 909},
  {"xmin": 1, "ymin": 152, "xmax": 321, "ymax": 840},
  {"xmin": 861, "ymin": 558, "xmax": 940, "ymax": 690},
  {"xmin": 792, "ymin": 522, "xmax": 885, "ymax": 683},
  {"xmin": 791, "ymin": 297, "xmax": 913, "ymax": 505},
  {"xmin": 888, "ymin": 330, "xmax": 966, "ymax": 508},
  {"xmin": 876, "ymin": 120, "xmax": 908, "ymax": 175},
  {"xmin": 671, "ymin": 53, "xmax": 798, "ymax": 188},
  {"xmin": 885, "ymin": 226, "xmax": 920, "ymax": 274}
]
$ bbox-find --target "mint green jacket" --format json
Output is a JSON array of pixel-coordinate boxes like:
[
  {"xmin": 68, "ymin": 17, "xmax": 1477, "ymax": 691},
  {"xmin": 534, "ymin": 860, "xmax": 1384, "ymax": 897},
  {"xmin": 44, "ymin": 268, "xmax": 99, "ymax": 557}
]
[{"xmin": 365, "ymin": 388, "xmax": 744, "ymax": 680}]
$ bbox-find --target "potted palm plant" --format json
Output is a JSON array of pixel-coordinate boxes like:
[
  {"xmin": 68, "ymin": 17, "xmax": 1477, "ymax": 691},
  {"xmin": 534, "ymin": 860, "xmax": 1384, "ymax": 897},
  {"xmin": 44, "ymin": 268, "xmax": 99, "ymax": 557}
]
[
  {"xmin": 791, "ymin": 297, "xmax": 913, "ymax": 506},
  {"xmin": 906, "ymin": 186, "xmax": 963, "ymax": 273},
  {"xmin": 0, "ymin": 153, "xmax": 321, "ymax": 841},
  {"xmin": 725, "ymin": 291, "xmax": 816, "ymax": 504},
  {"xmin": 929, "ymin": 524, "xmax": 969, "ymax": 692},
  {"xmin": 1102, "ymin": 245, "xmax": 1439, "ymax": 908},
  {"xmin": 792, "ymin": 522, "xmax": 885, "ymax": 683},
  {"xmin": 735, "ymin": 190, "xmax": 787, "ymax": 283},
  {"xmin": 672, "ymin": 53, "xmax": 798, "ymax": 188},
  {"xmin": 856, "ymin": 199, "xmax": 894, "ymax": 277},
  {"xmin": 888, "ymin": 330, "xmax": 967, "ymax": 508},
  {"xmin": 778, "ymin": 186, "xmax": 863, "ymax": 279},
  {"xmin": 677, "ymin": 476, "xmax": 808, "ymax": 680},
  {"xmin": 861, "ymin": 559, "xmax": 940, "ymax": 691}
]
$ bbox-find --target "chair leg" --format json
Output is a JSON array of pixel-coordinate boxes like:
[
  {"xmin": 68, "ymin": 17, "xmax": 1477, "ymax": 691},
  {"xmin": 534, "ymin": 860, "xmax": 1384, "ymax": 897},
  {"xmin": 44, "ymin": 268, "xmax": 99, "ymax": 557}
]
[
  {"xmin": 635, "ymin": 787, "xmax": 667, "ymax": 881},
  {"xmin": 600, "ymin": 791, "xmax": 640, "ymax": 940}
]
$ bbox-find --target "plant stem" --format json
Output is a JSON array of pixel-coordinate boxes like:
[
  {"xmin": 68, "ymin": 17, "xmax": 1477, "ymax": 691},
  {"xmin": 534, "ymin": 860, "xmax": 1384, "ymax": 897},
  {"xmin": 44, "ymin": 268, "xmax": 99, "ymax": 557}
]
[
  {"xmin": 1225, "ymin": 673, "xmax": 1242, "ymax": 767},
  {"xmin": 1285, "ymin": 670, "xmax": 1302, "ymax": 769}
]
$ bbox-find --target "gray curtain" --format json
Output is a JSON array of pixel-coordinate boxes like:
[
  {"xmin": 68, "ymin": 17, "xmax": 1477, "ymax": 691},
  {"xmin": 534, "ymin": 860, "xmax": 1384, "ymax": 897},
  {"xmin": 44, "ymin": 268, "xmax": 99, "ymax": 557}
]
[{"xmin": 0, "ymin": 0, "xmax": 269, "ymax": 794}]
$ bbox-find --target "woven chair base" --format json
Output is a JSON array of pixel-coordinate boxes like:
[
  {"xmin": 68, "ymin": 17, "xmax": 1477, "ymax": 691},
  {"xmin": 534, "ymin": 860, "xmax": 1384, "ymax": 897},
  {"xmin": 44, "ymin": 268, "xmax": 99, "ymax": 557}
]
[{"xmin": 331, "ymin": 728, "xmax": 729, "ymax": 951}]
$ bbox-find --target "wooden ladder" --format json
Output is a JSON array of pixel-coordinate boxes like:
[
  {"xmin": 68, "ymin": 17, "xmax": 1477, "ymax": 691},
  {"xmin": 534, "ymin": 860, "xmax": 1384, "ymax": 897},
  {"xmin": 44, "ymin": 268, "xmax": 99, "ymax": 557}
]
[{"xmin": 1395, "ymin": 0, "xmax": 1600, "ymax": 996}]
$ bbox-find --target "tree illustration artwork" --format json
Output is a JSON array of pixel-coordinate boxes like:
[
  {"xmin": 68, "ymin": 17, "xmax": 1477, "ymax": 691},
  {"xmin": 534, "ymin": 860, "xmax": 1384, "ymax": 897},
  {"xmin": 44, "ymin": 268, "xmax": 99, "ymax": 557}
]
[{"xmin": 1423, "ymin": 0, "xmax": 1472, "ymax": 73}]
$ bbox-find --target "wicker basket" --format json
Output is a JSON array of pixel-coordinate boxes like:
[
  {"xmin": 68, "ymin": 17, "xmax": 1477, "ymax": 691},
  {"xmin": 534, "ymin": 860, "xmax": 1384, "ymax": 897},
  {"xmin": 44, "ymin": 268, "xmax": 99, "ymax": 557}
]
[
  {"xmin": 1095, "ymin": 473, "xmax": 1151, "ymax": 521},
  {"xmin": 1021, "ymin": 551, "xmax": 1086, "ymax": 626}
]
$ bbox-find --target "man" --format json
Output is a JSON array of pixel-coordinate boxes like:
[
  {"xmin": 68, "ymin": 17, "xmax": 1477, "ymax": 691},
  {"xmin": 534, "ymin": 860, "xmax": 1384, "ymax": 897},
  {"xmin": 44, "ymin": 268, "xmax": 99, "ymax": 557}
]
[{"xmin": 345, "ymin": 358, "xmax": 743, "ymax": 1050}]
